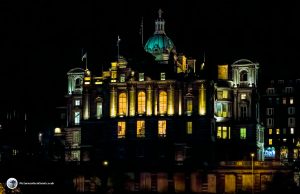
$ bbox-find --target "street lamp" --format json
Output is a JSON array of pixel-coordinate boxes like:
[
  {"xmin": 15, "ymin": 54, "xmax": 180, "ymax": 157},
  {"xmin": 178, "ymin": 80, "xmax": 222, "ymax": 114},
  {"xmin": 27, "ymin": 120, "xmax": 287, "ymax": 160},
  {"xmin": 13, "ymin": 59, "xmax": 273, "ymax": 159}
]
[{"xmin": 251, "ymin": 153, "xmax": 255, "ymax": 194}]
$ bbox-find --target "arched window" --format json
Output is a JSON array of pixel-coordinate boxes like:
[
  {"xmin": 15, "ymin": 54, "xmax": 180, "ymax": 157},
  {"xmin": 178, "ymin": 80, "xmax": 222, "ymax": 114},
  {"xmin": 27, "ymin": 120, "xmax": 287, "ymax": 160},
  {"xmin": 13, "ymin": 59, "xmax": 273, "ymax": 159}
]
[
  {"xmin": 118, "ymin": 93, "xmax": 127, "ymax": 115},
  {"xmin": 159, "ymin": 91, "xmax": 167, "ymax": 114},
  {"xmin": 75, "ymin": 78, "xmax": 81, "ymax": 88},
  {"xmin": 240, "ymin": 70, "xmax": 248, "ymax": 82},
  {"xmin": 137, "ymin": 91, "xmax": 146, "ymax": 114}
]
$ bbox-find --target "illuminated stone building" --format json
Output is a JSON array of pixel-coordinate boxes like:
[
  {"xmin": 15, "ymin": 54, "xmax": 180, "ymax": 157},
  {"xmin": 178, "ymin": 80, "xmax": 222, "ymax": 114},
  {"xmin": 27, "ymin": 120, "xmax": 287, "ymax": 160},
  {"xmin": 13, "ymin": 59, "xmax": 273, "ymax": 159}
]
[
  {"xmin": 261, "ymin": 78, "xmax": 300, "ymax": 163},
  {"xmin": 61, "ymin": 9, "xmax": 297, "ymax": 193}
]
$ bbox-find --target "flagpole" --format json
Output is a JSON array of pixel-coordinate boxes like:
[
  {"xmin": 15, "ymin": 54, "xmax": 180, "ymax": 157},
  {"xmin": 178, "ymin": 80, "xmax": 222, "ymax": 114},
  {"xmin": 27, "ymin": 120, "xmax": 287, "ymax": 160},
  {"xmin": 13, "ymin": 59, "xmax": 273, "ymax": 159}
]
[
  {"xmin": 117, "ymin": 35, "xmax": 120, "ymax": 62},
  {"xmin": 85, "ymin": 52, "xmax": 88, "ymax": 70}
]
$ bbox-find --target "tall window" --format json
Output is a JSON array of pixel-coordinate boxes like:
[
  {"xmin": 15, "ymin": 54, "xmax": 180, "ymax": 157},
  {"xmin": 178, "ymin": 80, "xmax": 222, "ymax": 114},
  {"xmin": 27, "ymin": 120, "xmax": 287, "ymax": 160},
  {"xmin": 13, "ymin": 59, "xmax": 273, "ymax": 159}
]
[
  {"xmin": 137, "ymin": 120, "xmax": 145, "ymax": 138},
  {"xmin": 74, "ymin": 111, "xmax": 80, "ymax": 125},
  {"xmin": 276, "ymin": 128, "xmax": 280, "ymax": 135},
  {"xmin": 75, "ymin": 99, "xmax": 81, "ymax": 106},
  {"xmin": 158, "ymin": 120, "xmax": 167, "ymax": 137},
  {"xmin": 138, "ymin": 91, "xmax": 146, "ymax": 114},
  {"xmin": 186, "ymin": 98, "xmax": 193, "ymax": 115},
  {"xmin": 73, "ymin": 131, "xmax": 80, "ymax": 145},
  {"xmin": 159, "ymin": 91, "xmax": 167, "ymax": 115},
  {"xmin": 290, "ymin": 128, "xmax": 294, "ymax": 134},
  {"xmin": 222, "ymin": 90, "xmax": 228, "ymax": 99},
  {"xmin": 269, "ymin": 139, "xmax": 273, "ymax": 145},
  {"xmin": 267, "ymin": 118, "xmax": 274, "ymax": 128},
  {"xmin": 288, "ymin": 107, "xmax": 295, "ymax": 115},
  {"xmin": 118, "ymin": 121, "xmax": 126, "ymax": 138},
  {"xmin": 269, "ymin": 128, "xmax": 272, "ymax": 135},
  {"xmin": 96, "ymin": 99, "xmax": 102, "ymax": 119},
  {"xmin": 240, "ymin": 70, "xmax": 248, "ymax": 81},
  {"xmin": 241, "ymin": 93, "xmax": 247, "ymax": 100},
  {"xmin": 240, "ymin": 128, "xmax": 246, "ymax": 139},
  {"xmin": 240, "ymin": 105, "xmax": 247, "ymax": 119},
  {"xmin": 217, "ymin": 126, "xmax": 230, "ymax": 139},
  {"xmin": 290, "ymin": 97, "xmax": 294, "ymax": 104},
  {"xmin": 282, "ymin": 97, "xmax": 286, "ymax": 104},
  {"xmin": 216, "ymin": 102, "xmax": 229, "ymax": 117},
  {"xmin": 288, "ymin": 117, "xmax": 295, "ymax": 127},
  {"xmin": 118, "ymin": 93, "xmax": 127, "ymax": 116},
  {"xmin": 187, "ymin": 122, "xmax": 192, "ymax": 134},
  {"xmin": 75, "ymin": 78, "xmax": 81, "ymax": 88},
  {"xmin": 266, "ymin": 108, "xmax": 274, "ymax": 116}
]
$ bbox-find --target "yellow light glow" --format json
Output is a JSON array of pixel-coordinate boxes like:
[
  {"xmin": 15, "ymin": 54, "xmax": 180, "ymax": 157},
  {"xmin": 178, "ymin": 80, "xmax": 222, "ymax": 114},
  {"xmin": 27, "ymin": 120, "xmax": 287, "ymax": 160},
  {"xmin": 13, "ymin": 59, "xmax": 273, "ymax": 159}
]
[
  {"xmin": 54, "ymin": 127, "xmax": 61, "ymax": 134},
  {"xmin": 95, "ymin": 81, "xmax": 102, "ymax": 85},
  {"xmin": 199, "ymin": 83, "xmax": 206, "ymax": 115},
  {"xmin": 218, "ymin": 64, "xmax": 228, "ymax": 80},
  {"xmin": 103, "ymin": 160, "xmax": 109, "ymax": 166}
]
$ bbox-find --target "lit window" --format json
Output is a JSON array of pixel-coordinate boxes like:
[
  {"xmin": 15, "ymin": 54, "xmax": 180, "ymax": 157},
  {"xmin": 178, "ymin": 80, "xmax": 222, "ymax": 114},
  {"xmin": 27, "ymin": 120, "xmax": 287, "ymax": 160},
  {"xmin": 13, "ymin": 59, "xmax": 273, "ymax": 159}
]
[
  {"xmin": 160, "ymin": 72, "xmax": 166, "ymax": 80},
  {"xmin": 187, "ymin": 122, "xmax": 192, "ymax": 134},
  {"xmin": 74, "ymin": 111, "xmax": 80, "ymax": 125},
  {"xmin": 111, "ymin": 71, "xmax": 117, "ymax": 80},
  {"xmin": 276, "ymin": 128, "xmax": 280, "ymax": 135},
  {"xmin": 120, "ymin": 74, "xmax": 125, "ymax": 82},
  {"xmin": 137, "ymin": 120, "xmax": 145, "ymax": 138},
  {"xmin": 71, "ymin": 150, "xmax": 80, "ymax": 161},
  {"xmin": 222, "ymin": 90, "xmax": 228, "ymax": 99},
  {"xmin": 240, "ymin": 128, "xmax": 246, "ymax": 139},
  {"xmin": 118, "ymin": 93, "xmax": 127, "ymax": 116},
  {"xmin": 269, "ymin": 139, "xmax": 272, "ymax": 145},
  {"xmin": 158, "ymin": 120, "xmax": 167, "ymax": 137},
  {"xmin": 282, "ymin": 97, "xmax": 286, "ymax": 104},
  {"xmin": 290, "ymin": 128, "xmax": 294, "ymax": 134},
  {"xmin": 216, "ymin": 102, "xmax": 228, "ymax": 117},
  {"xmin": 138, "ymin": 91, "xmax": 146, "ymax": 115},
  {"xmin": 290, "ymin": 97, "xmax": 294, "ymax": 104},
  {"xmin": 159, "ymin": 91, "xmax": 167, "ymax": 115},
  {"xmin": 73, "ymin": 131, "xmax": 80, "ymax": 145},
  {"xmin": 241, "ymin": 93, "xmax": 247, "ymax": 100},
  {"xmin": 139, "ymin": 73, "xmax": 144, "ymax": 81},
  {"xmin": 118, "ymin": 121, "xmax": 126, "ymax": 138},
  {"xmin": 283, "ymin": 138, "xmax": 287, "ymax": 142},
  {"xmin": 12, "ymin": 149, "xmax": 18, "ymax": 156},
  {"xmin": 217, "ymin": 126, "xmax": 229, "ymax": 139},
  {"xmin": 96, "ymin": 101, "xmax": 103, "ymax": 119},
  {"xmin": 75, "ymin": 100, "xmax": 80, "ymax": 106},
  {"xmin": 269, "ymin": 128, "xmax": 272, "ymax": 135},
  {"xmin": 54, "ymin": 127, "xmax": 61, "ymax": 134},
  {"xmin": 186, "ymin": 98, "xmax": 193, "ymax": 116}
]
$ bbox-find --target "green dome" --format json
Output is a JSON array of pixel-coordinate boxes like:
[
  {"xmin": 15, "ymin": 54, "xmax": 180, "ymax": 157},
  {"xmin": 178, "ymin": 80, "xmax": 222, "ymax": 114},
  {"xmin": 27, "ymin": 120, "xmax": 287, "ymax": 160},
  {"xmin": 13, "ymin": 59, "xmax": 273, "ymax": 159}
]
[
  {"xmin": 144, "ymin": 9, "xmax": 176, "ymax": 63},
  {"xmin": 144, "ymin": 34, "xmax": 175, "ymax": 54}
]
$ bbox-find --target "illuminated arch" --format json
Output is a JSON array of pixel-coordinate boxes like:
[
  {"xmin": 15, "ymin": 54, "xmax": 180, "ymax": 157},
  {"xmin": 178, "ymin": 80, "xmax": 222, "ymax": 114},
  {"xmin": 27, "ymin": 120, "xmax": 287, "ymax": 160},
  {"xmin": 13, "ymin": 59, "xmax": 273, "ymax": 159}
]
[
  {"xmin": 138, "ymin": 91, "xmax": 146, "ymax": 114},
  {"xmin": 159, "ymin": 91, "xmax": 167, "ymax": 114},
  {"xmin": 118, "ymin": 93, "xmax": 127, "ymax": 115}
]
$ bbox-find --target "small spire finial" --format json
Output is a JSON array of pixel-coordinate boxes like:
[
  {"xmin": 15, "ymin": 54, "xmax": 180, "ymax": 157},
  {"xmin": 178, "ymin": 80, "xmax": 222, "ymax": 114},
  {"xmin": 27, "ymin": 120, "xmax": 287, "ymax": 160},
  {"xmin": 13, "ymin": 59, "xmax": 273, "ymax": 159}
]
[{"xmin": 158, "ymin": 9, "xmax": 163, "ymax": 18}]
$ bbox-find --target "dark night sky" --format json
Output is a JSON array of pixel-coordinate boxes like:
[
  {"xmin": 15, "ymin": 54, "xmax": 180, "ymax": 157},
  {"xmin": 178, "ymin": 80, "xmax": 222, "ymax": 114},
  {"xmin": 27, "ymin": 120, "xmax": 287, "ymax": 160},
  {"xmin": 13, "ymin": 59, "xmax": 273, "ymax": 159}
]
[{"xmin": 1, "ymin": 0, "xmax": 300, "ymax": 126}]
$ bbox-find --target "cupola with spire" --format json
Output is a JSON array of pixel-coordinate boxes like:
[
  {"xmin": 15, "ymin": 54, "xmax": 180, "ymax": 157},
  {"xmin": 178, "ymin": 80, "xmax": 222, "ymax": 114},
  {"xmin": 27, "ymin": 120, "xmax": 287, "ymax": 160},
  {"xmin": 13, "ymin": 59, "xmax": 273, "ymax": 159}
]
[{"xmin": 144, "ymin": 9, "xmax": 176, "ymax": 64}]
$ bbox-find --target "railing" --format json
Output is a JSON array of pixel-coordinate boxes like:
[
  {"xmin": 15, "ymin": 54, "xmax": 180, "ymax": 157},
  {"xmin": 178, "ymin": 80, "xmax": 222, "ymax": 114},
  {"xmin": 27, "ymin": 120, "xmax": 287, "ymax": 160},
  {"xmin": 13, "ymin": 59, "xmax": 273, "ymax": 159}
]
[{"xmin": 219, "ymin": 160, "xmax": 283, "ymax": 167}]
